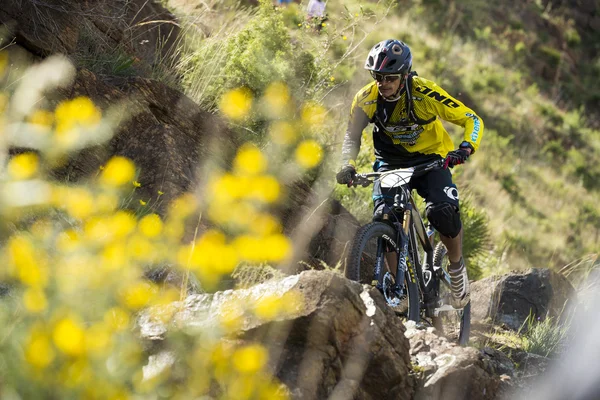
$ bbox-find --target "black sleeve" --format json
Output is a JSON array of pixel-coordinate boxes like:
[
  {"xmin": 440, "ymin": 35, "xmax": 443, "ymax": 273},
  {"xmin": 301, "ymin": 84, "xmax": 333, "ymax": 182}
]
[{"xmin": 341, "ymin": 106, "xmax": 369, "ymax": 165}]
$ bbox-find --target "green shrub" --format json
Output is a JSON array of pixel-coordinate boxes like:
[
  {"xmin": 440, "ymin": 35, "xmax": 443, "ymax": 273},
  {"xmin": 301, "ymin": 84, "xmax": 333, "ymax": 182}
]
[{"xmin": 520, "ymin": 312, "xmax": 570, "ymax": 358}]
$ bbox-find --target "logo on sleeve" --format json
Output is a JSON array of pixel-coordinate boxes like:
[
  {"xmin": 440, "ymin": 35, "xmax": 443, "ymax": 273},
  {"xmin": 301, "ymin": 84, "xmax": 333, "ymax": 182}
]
[{"xmin": 415, "ymin": 87, "xmax": 460, "ymax": 108}]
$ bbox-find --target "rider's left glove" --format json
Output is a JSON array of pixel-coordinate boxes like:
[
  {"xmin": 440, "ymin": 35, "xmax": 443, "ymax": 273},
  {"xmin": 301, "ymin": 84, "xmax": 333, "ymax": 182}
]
[
  {"xmin": 336, "ymin": 164, "xmax": 356, "ymax": 185},
  {"xmin": 444, "ymin": 144, "xmax": 473, "ymax": 169}
]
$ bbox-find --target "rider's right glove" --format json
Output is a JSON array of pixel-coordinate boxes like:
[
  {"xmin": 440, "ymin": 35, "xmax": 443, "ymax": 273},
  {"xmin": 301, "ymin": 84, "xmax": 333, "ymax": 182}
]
[
  {"xmin": 336, "ymin": 164, "xmax": 356, "ymax": 186},
  {"xmin": 444, "ymin": 146, "xmax": 471, "ymax": 169}
]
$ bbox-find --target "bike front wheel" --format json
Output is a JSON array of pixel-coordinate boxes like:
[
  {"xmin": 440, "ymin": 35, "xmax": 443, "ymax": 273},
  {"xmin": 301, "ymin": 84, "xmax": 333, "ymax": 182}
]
[{"xmin": 346, "ymin": 222, "xmax": 420, "ymax": 321}]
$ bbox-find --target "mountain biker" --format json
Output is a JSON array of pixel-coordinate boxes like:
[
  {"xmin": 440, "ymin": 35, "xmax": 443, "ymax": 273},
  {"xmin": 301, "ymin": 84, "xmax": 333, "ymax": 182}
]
[{"xmin": 336, "ymin": 39, "xmax": 484, "ymax": 309}]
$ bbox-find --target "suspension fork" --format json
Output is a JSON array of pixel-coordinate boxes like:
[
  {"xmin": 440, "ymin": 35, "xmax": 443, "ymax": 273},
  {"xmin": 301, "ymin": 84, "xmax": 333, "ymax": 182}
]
[{"xmin": 393, "ymin": 208, "xmax": 413, "ymax": 292}]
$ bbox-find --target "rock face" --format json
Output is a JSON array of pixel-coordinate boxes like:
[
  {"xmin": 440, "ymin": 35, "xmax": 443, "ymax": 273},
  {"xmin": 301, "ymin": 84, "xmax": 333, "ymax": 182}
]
[
  {"xmin": 0, "ymin": 0, "xmax": 180, "ymax": 73},
  {"xmin": 470, "ymin": 268, "xmax": 575, "ymax": 331},
  {"xmin": 405, "ymin": 322, "xmax": 504, "ymax": 400},
  {"xmin": 140, "ymin": 271, "xmax": 415, "ymax": 399}
]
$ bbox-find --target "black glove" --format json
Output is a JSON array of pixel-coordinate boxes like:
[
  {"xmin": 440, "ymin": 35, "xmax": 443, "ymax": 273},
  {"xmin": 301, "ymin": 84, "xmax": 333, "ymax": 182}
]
[
  {"xmin": 336, "ymin": 164, "xmax": 356, "ymax": 185},
  {"xmin": 444, "ymin": 146, "xmax": 471, "ymax": 169}
]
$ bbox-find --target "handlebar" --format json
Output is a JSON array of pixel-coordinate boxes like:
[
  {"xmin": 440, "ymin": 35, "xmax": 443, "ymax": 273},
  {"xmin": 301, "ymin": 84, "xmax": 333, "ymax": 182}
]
[{"xmin": 349, "ymin": 158, "xmax": 446, "ymax": 188}]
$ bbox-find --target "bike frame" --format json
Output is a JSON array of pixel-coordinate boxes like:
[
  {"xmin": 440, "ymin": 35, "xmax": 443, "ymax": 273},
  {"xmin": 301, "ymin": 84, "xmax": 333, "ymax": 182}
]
[{"xmin": 354, "ymin": 159, "xmax": 452, "ymax": 312}]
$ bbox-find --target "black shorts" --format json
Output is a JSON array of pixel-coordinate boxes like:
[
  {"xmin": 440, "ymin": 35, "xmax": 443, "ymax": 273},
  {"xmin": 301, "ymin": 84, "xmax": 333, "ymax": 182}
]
[{"xmin": 372, "ymin": 160, "xmax": 459, "ymax": 219}]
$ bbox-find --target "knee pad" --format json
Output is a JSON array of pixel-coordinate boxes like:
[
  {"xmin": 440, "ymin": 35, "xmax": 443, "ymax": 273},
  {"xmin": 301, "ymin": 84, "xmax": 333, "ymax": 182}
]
[{"xmin": 426, "ymin": 202, "xmax": 462, "ymax": 238}]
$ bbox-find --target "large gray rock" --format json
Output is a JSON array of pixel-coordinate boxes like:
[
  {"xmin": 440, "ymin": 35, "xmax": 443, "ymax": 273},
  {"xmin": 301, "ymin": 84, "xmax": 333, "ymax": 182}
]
[
  {"xmin": 405, "ymin": 322, "xmax": 506, "ymax": 400},
  {"xmin": 470, "ymin": 268, "xmax": 575, "ymax": 331},
  {"xmin": 139, "ymin": 271, "xmax": 415, "ymax": 400}
]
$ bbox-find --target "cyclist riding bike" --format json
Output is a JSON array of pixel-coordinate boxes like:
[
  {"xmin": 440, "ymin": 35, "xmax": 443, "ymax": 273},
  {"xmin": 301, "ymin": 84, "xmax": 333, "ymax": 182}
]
[{"xmin": 336, "ymin": 39, "xmax": 484, "ymax": 309}]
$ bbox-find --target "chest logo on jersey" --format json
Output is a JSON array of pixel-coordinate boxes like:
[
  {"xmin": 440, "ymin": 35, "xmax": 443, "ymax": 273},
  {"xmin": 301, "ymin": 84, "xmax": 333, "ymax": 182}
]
[
  {"xmin": 415, "ymin": 87, "xmax": 460, "ymax": 108},
  {"xmin": 382, "ymin": 126, "xmax": 424, "ymax": 146}
]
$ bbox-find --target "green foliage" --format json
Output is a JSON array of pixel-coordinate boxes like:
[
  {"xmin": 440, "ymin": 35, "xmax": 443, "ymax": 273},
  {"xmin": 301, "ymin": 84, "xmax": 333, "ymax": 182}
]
[
  {"xmin": 460, "ymin": 197, "xmax": 491, "ymax": 280},
  {"xmin": 520, "ymin": 312, "xmax": 570, "ymax": 358}
]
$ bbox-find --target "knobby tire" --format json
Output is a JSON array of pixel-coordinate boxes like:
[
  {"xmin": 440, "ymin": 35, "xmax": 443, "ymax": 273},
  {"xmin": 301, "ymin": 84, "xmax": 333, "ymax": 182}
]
[{"xmin": 346, "ymin": 222, "xmax": 420, "ymax": 322}]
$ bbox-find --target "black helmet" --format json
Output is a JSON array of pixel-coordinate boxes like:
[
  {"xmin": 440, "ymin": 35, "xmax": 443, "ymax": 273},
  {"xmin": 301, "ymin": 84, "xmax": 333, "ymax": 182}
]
[{"xmin": 364, "ymin": 39, "xmax": 412, "ymax": 75}]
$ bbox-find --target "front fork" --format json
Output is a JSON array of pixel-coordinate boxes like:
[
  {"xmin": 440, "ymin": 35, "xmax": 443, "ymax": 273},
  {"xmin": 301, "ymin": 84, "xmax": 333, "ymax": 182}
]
[{"xmin": 372, "ymin": 208, "xmax": 412, "ymax": 296}]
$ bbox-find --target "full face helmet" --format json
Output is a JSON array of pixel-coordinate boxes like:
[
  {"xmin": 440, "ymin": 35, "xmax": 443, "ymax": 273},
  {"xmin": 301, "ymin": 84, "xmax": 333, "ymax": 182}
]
[{"xmin": 365, "ymin": 40, "xmax": 412, "ymax": 100}]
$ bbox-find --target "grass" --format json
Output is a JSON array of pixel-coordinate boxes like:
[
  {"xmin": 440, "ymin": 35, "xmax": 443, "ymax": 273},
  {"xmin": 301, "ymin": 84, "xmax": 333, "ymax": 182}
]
[{"xmin": 519, "ymin": 312, "xmax": 570, "ymax": 358}]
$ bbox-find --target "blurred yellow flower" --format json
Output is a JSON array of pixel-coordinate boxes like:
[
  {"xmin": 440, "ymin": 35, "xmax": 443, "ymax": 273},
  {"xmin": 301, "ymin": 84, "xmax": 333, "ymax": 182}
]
[
  {"xmin": 104, "ymin": 307, "xmax": 131, "ymax": 331},
  {"xmin": 23, "ymin": 288, "xmax": 48, "ymax": 313},
  {"xmin": 101, "ymin": 242, "xmax": 128, "ymax": 270},
  {"xmin": 262, "ymin": 82, "xmax": 291, "ymax": 118},
  {"xmin": 234, "ymin": 143, "xmax": 267, "ymax": 176},
  {"xmin": 7, "ymin": 153, "xmax": 39, "ymax": 180},
  {"xmin": 138, "ymin": 213, "xmax": 163, "ymax": 238},
  {"xmin": 96, "ymin": 192, "xmax": 118, "ymax": 213},
  {"xmin": 301, "ymin": 102, "xmax": 327, "ymax": 128},
  {"xmin": 0, "ymin": 92, "xmax": 8, "ymax": 114},
  {"xmin": 232, "ymin": 344, "xmax": 268, "ymax": 374},
  {"xmin": 248, "ymin": 175, "xmax": 280, "ymax": 203},
  {"xmin": 133, "ymin": 180, "xmax": 141, "ymax": 187},
  {"xmin": 263, "ymin": 234, "xmax": 292, "ymax": 262},
  {"xmin": 219, "ymin": 301, "xmax": 244, "ymax": 332},
  {"xmin": 25, "ymin": 331, "xmax": 55, "ymax": 369},
  {"xmin": 158, "ymin": 190, "xmax": 164, "ymax": 195},
  {"xmin": 84, "ymin": 216, "xmax": 113, "ymax": 243},
  {"xmin": 121, "ymin": 281, "xmax": 156, "ymax": 310},
  {"xmin": 139, "ymin": 199, "xmax": 147, "ymax": 206},
  {"xmin": 7, "ymin": 235, "xmax": 48, "ymax": 288},
  {"xmin": 112, "ymin": 211, "xmax": 137, "ymax": 238},
  {"xmin": 168, "ymin": 193, "xmax": 197, "ymax": 219},
  {"xmin": 219, "ymin": 88, "xmax": 253, "ymax": 120},
  {"xmin": 209, "ymin": 173, "xmax": 244, "ymax": 202},
  {"xmin": 56, "ymin": 229, "xmax": 81, "ymax": 252},
  {"xmin": 86, "ymin": 324, "xmax": 113, "ymax": 356},
  {"xmin": 128, "ymin": 234, "xmax": 155, "ymax": 262},
  {"xmin": 54, "ymin": 96, "xmax": 101, "ymax": 134},
  {"xmin": 53, "ymin": 317, "xmax": 86, "ymax": 356},
  {"xmin": 253, "ymin": 294, "xmax": 282, "ymax": 320},
  {"xmin": 343, "ymin": 35, "xmax": 348, "ymax": 40},
  {"xmin": 249, "ymin": 213, "xmax": 282, "ymax": 236},
  {"xmin": 295, "ymin": 140, "xmax": 323, "ymax": 168},
  {"xmin": 281, "ymin": 291, "xmax": 304, "ymax": 315},
  {"xmin": 269, "ymin": 121, "xmax": 297, "ymax": 146},
  {"xmin": 65, "ymin": 187, "xmax": 94, "ymax": 219},
  {"xmin": 29, "ymin": 109, "xmax": 55, "ymax": 130},
  {"xmin": 100, "ymin": 156, "xmax": 136, "ymax": 187},
  {"xmin": 232, "ymin": 235, "xmax": 263, "ymax": 263}
]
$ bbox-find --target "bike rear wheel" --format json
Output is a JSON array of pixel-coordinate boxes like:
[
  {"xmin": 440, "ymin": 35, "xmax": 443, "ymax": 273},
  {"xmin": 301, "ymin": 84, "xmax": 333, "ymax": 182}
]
[
  {"xmin": 431, "ymin": 242, "xmax": 471, "ymax": 346},
  {"xmin": 346, "ymin": 222, "xmax": 420, "ymax": 321}
]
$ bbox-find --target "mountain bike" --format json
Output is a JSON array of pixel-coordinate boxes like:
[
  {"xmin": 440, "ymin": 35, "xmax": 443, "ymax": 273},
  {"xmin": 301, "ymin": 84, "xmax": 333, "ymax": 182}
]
[{"xmin": 344, "ymin": 159, "xmax": 470, "ymax": 346}]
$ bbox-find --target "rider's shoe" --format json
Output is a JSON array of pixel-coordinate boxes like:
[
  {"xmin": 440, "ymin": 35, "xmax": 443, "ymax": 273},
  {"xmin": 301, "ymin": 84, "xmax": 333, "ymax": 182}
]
[{"xmin": 448, "ymin": 257, "xmax": 470, "ymax": 309}]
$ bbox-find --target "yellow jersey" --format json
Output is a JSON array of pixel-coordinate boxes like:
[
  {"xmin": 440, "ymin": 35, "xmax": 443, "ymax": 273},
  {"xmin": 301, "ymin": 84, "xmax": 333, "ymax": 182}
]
[{"xmin": 341, "ymin": 74, "xmax": 484, "ymax": 167}]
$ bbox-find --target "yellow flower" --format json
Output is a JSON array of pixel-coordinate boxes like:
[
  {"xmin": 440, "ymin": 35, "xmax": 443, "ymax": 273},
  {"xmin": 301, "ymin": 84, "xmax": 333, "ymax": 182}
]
[
  {"xmin": 138, "ymin": 213, "xmax": 163, "ymax": 238},
  {"xmin": 248, "ymin": 175, "xmax": 280, "ymax": 203},
  {"xmin": 23, "ymin": 288, "xmax": 48, "ymax": 313},
  {"xmin": 133, "ymin": 180, "xmax": 141, "ymax": 187},
  {"xmin": 330, "ymin": 76, "xmax": 335, "ymax": 81},
  {"xmin": 234, "ymin": 143, "xmax": 268, "ymax": 176},
  {"xmin": 263, "ymin": 234, "xmax": 292, "ymax": 262},
  {"xmin": 128, "ymin": 234, "xmax": 155, "ymax": 262},
  {"xmin": 167, "ymin": 193, "xmax": 197, "ymax": 219},
  {"xmin": 301, "ymin": 102, "xmax": 327, "ymax": 128},
  {"xmin": 7, "ymin": 153, "xmax": 39, "ymax": 180},
  {"xmin": 262, "ymin": 82, "xmax": 291, "ymax": 118},
  {"xmin": 65, "ymin": 187, "xmax": 94, "ymax": 220},
  {"xmin": 112, "ymin": 211, "xmax": 137, "ymax": 238},
  {"xmin": 139, "ymin": 199, "xmax": 147, "ymax": 206},
  {"xmin": 121, "ymin": 281, "xmax": 156, "ymax": 310},
  {"xmin": 219, "ymin": 88, "xmax": 253, "ymax": 120},
  {"xmin": 86, "ymin": 324, "xmax": 113, "ymax": 356},
  {"xmin": 84, "ymin": 216, "xmax": 113, "ymax": 243},
  {"xmin": 249, "ymin": 213, "xmax": 282, "ymax": 236},
  {"xmin": 29, "ymin": 109, "xmax": 55, "ymax": 129},
  {"xmin": 254, "ymin": 294, "xmax": 282, "ymax": 320},
  {"xmin": 54, "ymin": 96, "xmax": 101, "ymax": 132},
  {"xmin": 269, "ymin": 121, "xmax": 297, "ymax": 146},
  {"xmin": 343, "ymin": 35, "xmax": 348, "ymax": 40},
  {"xmin": 100, "ymin": 156, "xmax": 136, "ymax": 187},
  {"xmin": 53, "ymin": 317, "xmax": 86, "ymax": 356},
  {"xmin": 232, "ymin": 345, "xmax": 268, "ymax": 374},
  {"xmin": 25, "ymin": 330, "xmax": 55, "ymax": 368},
  {"xmin": 104, "ymin": 307, "xmax": 131, "ymax": 331},
  {"xmin": 158, "ymin": 190, "xmax": 164, "ymax": 195},
  {"xmin": 322, "ymin": 23, "xmax": 326, "ymax": 27},
  {"xmin": 295, "ymin": 140, "xmax": 323, "ymax": 168}
]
